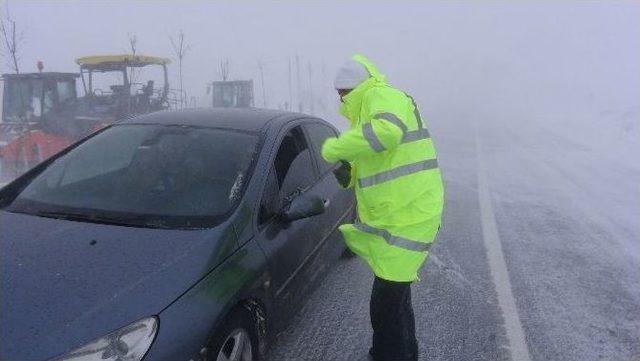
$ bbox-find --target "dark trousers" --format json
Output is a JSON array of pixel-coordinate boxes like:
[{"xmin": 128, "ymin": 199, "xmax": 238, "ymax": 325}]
[{"xmin": 369, "ymin": 276, "xmax": 418, "ymax": 361}]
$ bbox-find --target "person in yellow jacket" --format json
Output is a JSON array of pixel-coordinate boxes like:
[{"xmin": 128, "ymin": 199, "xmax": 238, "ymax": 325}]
[{"xmin": 322, "ymin": 55, "xmax": 444, "ymax": 361}]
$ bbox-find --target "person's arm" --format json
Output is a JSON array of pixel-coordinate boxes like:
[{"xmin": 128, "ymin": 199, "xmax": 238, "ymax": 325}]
[
  {"xmin": 322, "ymin": 88, "xmax": 408, "ymax": 163},
  {"xmin": 321, "ymin": 115, "xmax": 406, "ymax": 163}
]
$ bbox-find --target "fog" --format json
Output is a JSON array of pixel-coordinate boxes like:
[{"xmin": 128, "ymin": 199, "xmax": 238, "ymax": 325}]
[
  {"xmin": 2, "ymin": 2, "xmax": 639, "ymax": 359},
  {"xmin": 2, "ymin": 2, "xmax": 638, "ymax": 248},
  {"xmin": 3, "ymin": 1, "xmax": 638, "ymax": 151}
]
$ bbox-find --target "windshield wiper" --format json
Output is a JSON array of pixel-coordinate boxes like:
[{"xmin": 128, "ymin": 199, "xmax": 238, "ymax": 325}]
[{"xmin": 31, "ymin": 210, "xmax": 149, "ymax": 227}]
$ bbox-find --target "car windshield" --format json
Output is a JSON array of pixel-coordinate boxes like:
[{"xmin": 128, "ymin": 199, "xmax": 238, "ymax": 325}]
[{"xmin": 1, "ymin": 124, "xmax": 259, "ymax": 229}]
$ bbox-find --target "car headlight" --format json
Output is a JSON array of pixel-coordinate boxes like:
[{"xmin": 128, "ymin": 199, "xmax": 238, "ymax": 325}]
[{"xmin": 51, "ymin": 317, "xmax": 158, "ymax": 361}]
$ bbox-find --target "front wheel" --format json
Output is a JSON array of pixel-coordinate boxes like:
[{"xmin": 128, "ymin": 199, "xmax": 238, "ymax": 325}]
[{"xmin": 209, "ymin": 310, "xmax": 259, "ymax": 361}]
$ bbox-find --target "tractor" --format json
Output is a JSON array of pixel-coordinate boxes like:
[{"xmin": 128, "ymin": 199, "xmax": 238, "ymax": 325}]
[
  {"xmin": 75, "ymin": 54, "xmax": 172, "ymax": 121},
  {"xmin": 208, "ymin": 80, "xmax": 254, "ymax": 108},
  {"xmin": 0, "ymin": 54, "xmax": 172, "ymax": 181},
  {"xmin": 0, "ymin": 71, "xmax": 81, "ymax": 180}
]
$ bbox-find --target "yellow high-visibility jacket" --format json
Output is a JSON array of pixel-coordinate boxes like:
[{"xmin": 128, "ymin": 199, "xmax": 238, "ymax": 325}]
[{"xmin": 322, "ymin": 54, "xmax": 444, "ymax": 282}]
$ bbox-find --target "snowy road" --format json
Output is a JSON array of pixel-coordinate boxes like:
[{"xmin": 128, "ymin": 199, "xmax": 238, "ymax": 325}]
[{"xmin": 265, "ymin": 118, "xmax": 640, "ymax": 361}]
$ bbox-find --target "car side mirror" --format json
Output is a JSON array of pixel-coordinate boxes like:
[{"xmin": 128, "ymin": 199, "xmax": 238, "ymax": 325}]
[{"xmin": 281, "ymin": 193, "xmax": 326, "ymax": 222}]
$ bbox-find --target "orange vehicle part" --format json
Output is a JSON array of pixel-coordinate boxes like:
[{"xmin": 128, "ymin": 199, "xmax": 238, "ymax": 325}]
[
  {"xmin": 1, "ymin": 131, "xmax": 73, "ymax": 172},
  {"xmin": 0, "ymin": 122, "xmax": 108, "ymax": 180}
]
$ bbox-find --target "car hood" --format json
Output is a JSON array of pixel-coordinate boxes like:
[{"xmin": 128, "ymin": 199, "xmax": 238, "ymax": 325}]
[{"xmin": 0, "ymin": 210, "xmax": 238, "ymax": 360}]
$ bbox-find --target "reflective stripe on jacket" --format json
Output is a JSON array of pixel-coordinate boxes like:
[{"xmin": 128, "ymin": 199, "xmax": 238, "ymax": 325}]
[{"xmin": 322, "ymin": 54, "xmax": 444, "ymax": 282}]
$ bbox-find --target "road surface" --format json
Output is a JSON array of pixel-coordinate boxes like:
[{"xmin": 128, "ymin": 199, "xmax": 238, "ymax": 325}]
[{"xmin": 265, "ymin": 117, "xmax": 640, "ymax": 361}]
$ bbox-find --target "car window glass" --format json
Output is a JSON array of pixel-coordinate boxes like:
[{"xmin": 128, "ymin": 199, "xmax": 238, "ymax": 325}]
[
  {"xmin": 273, "ymin": 126, "xmax": 315, "ymax": 199},
  {"xmin": 280, "ymin": 149, "xmax": 314, "ymax": 199},
  {"xmin": 59, "ymin": 125, "xmax": 147, "ymax": 186},
  {"xmin": 258, "ymin": 167, "xmax": 280, "ymax": 225},
  {"xmin": 305, "ymin": 122, "xmax": 338, "ymax": 174}
]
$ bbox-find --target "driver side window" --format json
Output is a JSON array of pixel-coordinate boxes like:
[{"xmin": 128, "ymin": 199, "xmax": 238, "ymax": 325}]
[{"xmin": 258, "ymin": 126, "xmax": 315, "ymax": 225}]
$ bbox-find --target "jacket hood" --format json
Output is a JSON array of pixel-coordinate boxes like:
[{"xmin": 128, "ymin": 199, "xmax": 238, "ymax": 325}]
[
  {"xmin": 352, "ymin": 54, "xmax": 386, "ymax": 83},
  {"xmin": 339, "ymin": 54, "xmax": 387, "ymax": 126}
]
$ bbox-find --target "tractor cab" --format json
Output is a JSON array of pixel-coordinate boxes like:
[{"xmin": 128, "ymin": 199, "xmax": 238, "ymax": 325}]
[
  {"xmin": 1, "ymin": 72, "xmax": 83, "ymax": 144},
  {"xmin": 76, "ymin": 54, "xmax": 171, "ymax": 120},
  {"xmin": 209, "ymin": 80, "xmax": 254, "ymax": 108},
  {"xmin": 1, "ymin": 72, "xmax": 78, "ymax": 129},
  {"xmin": 1, "ymin": 72, "xmax": 80, "ymax": 180}
]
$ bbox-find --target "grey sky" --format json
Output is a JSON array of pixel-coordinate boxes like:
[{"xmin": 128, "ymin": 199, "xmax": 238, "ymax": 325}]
[{"xmin": 3, "ymin": 1, "xmax": 639, "ymax": 142}]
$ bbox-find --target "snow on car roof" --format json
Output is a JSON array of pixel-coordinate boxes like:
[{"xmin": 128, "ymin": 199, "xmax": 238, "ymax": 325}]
[{"xmin": 121, "ymin": 108, "xmax": 304, "ymax": 132}]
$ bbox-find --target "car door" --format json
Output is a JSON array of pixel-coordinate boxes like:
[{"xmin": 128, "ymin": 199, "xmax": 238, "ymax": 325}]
[
  {"xmin": 303, "ymin": 120, "xmax": 355, "ymax": 227},
  {"xmin": 255, "ymin": 124, "xmax": 326, "ymax": 307}
]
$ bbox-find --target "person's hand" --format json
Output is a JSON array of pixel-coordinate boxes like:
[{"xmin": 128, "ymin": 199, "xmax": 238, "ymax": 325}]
[{"xmin": 332, "ymin": 160, "xmax": 351, "ymax": 188}]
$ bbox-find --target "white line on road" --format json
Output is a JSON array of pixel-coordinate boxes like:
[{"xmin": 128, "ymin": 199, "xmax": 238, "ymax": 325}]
[{"xmin": 476, "ymin": 131, "xmax": 533, "ymax": 361}]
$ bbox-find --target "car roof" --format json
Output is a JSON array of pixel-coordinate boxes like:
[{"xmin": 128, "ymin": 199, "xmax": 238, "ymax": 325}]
[{"xmin": 121, "ymin": 108, "xmax": 313, "ymax": 132}]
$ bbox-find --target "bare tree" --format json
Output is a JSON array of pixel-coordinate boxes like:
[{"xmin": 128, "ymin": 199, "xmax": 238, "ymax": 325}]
[
  {"xmin": 0, "ymin": 2, "xmax": 29, "ymax": 177},
  {"xmin": 0, "ymin": 3, "xmax": 24, "ymax": 74},
  {"xmin": 287, "ymin": 57, "xmax": 292, "ymax": 111},
  {"xmin": 257, "ymin": 59, "xmax": 267, "ymax": 108},
  {"xmin": 219, "ymin": 58, "xmax": 229, "ymax": 81},
  {"xmin": 127, "ymin": 33, "xmax": 138, "ymax": 84},
  {"xmin": 295, "ymin": 54, "xmax": 302, "ymax": 112},
  {"xmin": 308, "ymin": 60, "xmax": 314, "ymax": 114},
  {"xmin": 170, "ymin": 30, "xmax": 190, "ymax": 109}
]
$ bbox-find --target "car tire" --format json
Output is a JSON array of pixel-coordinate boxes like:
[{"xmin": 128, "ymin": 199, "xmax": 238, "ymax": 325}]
[{"xmin": 208, "ymin": 308, "xmax": 260, "ymax": 361}]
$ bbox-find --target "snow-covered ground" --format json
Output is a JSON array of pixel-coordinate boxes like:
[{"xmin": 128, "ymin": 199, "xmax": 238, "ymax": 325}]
[{"xmin": 266, "ymin": 113, "xmax": 640, "ymax": 361}]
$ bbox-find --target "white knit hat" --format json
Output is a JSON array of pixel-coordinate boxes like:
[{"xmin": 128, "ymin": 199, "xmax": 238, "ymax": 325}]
[{"xmin": 333, "ymin": 59, "xmax": 370, "ymax": 90}]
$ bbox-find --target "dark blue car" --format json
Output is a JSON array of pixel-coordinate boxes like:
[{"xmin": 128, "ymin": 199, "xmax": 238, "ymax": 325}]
[{"xmin": 0, "ymin": 108, "xmax": 355, "ymax": 361}]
